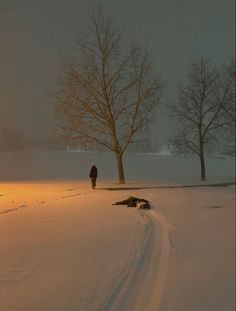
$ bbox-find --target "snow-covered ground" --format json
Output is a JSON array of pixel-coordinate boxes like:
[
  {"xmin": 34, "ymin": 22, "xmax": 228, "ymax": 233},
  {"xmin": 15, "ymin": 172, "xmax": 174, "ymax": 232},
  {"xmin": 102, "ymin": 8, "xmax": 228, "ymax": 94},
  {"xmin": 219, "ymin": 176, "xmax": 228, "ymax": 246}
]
[{"xmin": 0, "ymin": 151, "xmax": 235, "ymax": 310}]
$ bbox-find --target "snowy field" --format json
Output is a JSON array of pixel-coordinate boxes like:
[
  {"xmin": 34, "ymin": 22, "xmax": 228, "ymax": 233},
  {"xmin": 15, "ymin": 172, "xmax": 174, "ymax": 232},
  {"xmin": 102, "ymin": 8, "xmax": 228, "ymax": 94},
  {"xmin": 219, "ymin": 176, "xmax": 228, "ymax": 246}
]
[{"xmin": 0, "ymin": 151, "xmax": 235, "ymax": 311}]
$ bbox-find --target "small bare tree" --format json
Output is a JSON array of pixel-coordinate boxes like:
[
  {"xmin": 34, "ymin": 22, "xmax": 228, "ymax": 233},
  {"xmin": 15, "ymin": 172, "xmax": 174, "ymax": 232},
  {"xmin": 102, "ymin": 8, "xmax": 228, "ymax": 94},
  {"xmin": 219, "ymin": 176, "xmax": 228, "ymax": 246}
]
[
  {"xmin": 54, "ymin": 8, "xmax": 164, "ymax": 183},
  {"xmin": 219, "ymin": 58, "xmax": 236, "ymax": 136},
  {"xmin": 169, "ymin": 57, "xmax": 235, "ymax": 180}
]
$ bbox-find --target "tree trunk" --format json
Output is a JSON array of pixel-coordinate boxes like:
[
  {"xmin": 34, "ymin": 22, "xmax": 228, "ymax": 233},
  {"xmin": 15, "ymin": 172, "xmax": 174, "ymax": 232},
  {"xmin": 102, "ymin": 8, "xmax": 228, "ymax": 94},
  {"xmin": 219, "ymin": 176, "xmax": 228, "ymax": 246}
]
[
  {"xmin": 116, "ymin": 152, "xmax": 125, "ymax": 184},
  {"xmin": 199, "ymin": 143, "xmax": 206, "ymax": 181}
]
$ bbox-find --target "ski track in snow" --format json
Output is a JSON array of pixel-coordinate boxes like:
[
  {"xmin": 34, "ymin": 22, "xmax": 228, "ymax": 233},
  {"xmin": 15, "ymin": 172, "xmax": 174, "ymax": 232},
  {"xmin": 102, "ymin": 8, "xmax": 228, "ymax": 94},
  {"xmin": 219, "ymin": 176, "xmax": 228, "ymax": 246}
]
[
  {"xmin": 97, "ymin": 208, "xmax": 174, "ymax": 311},
  {"xmin": 61, "ymin": 191, "xmax": 91, "ymax": 199},
  {"xmin": 0, "ymin": 204, "xmax": 28, "ymax": 215},
  {"xmin": 0, "ymin": 189, "xmax": 91, "ymax": 216}
]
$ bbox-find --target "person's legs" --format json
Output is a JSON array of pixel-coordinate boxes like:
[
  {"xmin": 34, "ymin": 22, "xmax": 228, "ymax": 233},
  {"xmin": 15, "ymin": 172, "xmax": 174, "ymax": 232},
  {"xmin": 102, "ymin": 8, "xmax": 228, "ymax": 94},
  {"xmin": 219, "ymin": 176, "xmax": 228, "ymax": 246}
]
[
  {"xmin": 91, "ymin": 177, "xmax": 96, "ymax": 189},
  {"xmin": 113, "ymin": 197, "xmax": 138, "ymax": 205}
]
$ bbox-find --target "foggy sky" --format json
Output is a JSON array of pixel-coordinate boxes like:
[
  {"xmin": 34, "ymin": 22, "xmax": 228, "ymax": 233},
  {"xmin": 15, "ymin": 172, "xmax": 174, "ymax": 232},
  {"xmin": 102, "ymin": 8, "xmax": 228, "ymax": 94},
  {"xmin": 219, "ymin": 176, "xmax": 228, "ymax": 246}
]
[{"xmin": 0, "ymin": 0, "xmax": 235, "ymax": 144}]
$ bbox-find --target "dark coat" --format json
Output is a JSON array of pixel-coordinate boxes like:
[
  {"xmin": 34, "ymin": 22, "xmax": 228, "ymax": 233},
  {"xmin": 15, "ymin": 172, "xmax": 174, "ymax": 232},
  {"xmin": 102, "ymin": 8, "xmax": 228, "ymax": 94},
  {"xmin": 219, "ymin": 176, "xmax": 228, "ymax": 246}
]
[
  {"xmin": 89, "ymin": 165, "xmax": 98, "ymax": 178},
  {"xmin": 112, "ymin": 196, "xmax": 150, "ymax": 208}
]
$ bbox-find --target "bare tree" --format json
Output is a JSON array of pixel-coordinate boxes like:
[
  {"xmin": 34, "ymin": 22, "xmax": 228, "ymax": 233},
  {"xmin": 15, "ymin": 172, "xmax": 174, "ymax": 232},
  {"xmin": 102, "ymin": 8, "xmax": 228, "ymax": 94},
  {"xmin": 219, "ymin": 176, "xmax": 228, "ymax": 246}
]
[
  {"xmin": 219, "ymin": 58, "xmax": 236, "ymax": 136},
  {"xmin": 169, "ymin": 57, "xmax": 235, "ymax": 180},
  {"xmin": 54, "ymin": 8, "xmax": 164, "ymax": 183}
]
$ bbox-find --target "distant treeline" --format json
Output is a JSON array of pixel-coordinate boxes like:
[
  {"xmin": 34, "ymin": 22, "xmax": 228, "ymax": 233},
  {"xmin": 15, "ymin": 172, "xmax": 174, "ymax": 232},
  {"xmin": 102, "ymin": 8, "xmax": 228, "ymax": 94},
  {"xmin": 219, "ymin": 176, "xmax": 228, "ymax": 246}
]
[
  {"xmin": 0, "ymin": 127, "xmax": 65, "ymax": 151},
  {"xmin": 0, "ymin": 127, "xmax": 161, "ymax": 152}
]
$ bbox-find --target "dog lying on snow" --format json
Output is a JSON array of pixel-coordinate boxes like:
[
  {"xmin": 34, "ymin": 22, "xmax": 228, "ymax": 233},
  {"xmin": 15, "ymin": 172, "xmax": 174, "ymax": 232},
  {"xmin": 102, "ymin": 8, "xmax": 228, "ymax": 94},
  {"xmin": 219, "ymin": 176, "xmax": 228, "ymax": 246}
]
[{"xmin": 112, "ymin": 196, "xmax": 151, "ymax": 209}]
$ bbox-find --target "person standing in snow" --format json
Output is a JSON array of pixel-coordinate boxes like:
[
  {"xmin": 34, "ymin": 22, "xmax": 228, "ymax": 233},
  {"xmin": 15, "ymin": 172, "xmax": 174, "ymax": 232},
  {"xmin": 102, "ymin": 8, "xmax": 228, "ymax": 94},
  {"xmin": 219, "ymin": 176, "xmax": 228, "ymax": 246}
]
[{"xmin": 89, "ymin": 163, "xmax": 98, "ymax": 189}]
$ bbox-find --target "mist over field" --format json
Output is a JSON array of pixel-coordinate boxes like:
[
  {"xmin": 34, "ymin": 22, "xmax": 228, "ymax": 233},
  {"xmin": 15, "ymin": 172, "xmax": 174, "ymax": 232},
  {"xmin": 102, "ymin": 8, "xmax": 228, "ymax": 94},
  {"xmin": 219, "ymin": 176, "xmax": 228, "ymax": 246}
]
[{"xmin": 0, "ymin": 150, "xmax": 234, "ymax": 183}]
